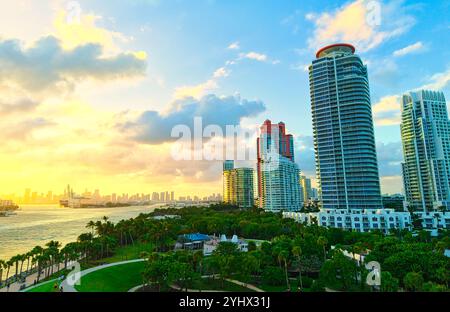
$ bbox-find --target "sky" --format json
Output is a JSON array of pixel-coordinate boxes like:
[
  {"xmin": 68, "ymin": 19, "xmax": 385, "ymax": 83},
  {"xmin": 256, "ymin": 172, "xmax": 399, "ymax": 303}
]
[{"xmin": 0, "ymin": 0, "xmax": 449, "ymax": 197}]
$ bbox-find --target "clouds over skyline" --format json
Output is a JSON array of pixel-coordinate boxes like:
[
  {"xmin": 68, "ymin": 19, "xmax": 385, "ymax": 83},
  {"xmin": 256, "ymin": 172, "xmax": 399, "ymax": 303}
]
[{"xmin": 119, "ymin": 94, "xmax": 266, "ymax": 145}]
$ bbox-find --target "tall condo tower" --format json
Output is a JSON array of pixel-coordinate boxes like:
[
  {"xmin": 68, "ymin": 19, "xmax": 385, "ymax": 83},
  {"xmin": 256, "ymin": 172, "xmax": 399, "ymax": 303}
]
[
  {"xmin": 401, "ymin": 90, "xmax": 450, "ymax": 211},
  {"xmin": 309, "ymin": 44, "xmax": 383, "ymax": 211}
]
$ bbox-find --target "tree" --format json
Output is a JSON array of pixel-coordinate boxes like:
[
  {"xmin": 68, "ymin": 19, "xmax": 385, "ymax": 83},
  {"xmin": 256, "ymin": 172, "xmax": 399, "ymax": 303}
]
[
  {"xmin": 277, "ymin": 249, "xmax": 291, "ymax": 291},
  {"xmin": 261, "ymin": 266, "xmax": 285, "ymax": 286},
  {"xmin": 0, "ymin": 260, "xmax": 6, "ymax": 286},
  {"xmin": 211, "ymin": 242, "xmax": 240, "ymax": 288},
  {"xmin": 292, "ymin": 246, "xmax": 303, "ymax": 291},
  {"xmin": 403, "ymin": 272, "xmax": 424, "ymax": 292},
  {"xmin": 319, "ymin": 252, "xmax": 358, "ymax": 291},
  {"xmin": 380, "ymin": 271, "xmax": 399, "ymax": 292},
  {"xmin": 317, "ymin": 236, "xmax": 328, "ymax": 262}
]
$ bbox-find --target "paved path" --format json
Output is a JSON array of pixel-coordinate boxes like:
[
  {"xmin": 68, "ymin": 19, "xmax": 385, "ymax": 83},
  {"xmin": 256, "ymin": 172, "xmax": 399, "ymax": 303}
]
[
  {"xmin": 1, "ymin": 261, "xmax": 76, "ymax": 293},
  {"xmin": 60, "ymin": 259, "xmax": 146, "ymax": 292},
  {"xmin": 225, "ymin": 279, "xmax": 265, "ymax": 292}
]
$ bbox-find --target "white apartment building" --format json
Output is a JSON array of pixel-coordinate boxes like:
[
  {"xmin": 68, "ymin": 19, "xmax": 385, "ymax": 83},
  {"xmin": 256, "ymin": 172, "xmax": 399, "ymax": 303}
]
[{"xmin": 283, "ymin": 209, "xmax": 412, "ymax": 233}]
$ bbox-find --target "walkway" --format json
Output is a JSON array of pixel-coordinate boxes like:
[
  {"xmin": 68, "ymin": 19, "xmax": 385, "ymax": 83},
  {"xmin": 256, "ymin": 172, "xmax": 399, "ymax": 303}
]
[
  {"xmin": 60, "ymin": 259, "xmax": 146, "ymax": 292},
  {"xmin": 0, "ymin": 261, "xmax": 76, "ymax": 293}
]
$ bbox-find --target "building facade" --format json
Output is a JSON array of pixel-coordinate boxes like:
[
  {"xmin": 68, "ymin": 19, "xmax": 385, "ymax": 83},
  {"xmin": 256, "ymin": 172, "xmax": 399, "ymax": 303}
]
[
  {"xmin": 284, "ymin": 209, "xmax": 412, "ymax": 233},
  {"xmin": 257, "ymin": 120, "xmax": 301, "ymax": 212},
  {"xmin": 401, "ymin": 90, "xmax": 450, "ymax": 212},
  {"xmin": 309, "ymin": 43, "xmax": 383, "ymax": 211},
  {"xmin": 300, "ymin": 175, "xmax": 313, "ymax": 204},
  {"xmin": 223, "ymin": 161, "xmax": 254, "ymax": 208}
]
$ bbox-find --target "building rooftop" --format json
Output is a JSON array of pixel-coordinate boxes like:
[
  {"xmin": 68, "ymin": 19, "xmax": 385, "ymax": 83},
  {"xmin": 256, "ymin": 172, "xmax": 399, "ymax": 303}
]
[{"xmin": 316, "ymin": 43, "xmax": 356, "ymax": 58}]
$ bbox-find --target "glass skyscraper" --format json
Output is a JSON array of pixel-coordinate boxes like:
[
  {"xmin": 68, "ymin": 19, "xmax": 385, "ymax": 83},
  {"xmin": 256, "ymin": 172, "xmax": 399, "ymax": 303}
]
[
  {"xmin": 401, "ymin": 90, "xmax": 450, "ymax": 211},
  {"xmin": 309, "ymin": 44, "xmax": 382, "ymax": 211}
]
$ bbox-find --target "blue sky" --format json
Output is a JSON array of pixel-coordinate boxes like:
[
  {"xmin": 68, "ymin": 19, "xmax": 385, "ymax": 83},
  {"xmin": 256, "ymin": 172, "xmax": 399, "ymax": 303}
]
[{"xmin": 0, "ymin": 0, "xmax": 449, "ymax": 196}]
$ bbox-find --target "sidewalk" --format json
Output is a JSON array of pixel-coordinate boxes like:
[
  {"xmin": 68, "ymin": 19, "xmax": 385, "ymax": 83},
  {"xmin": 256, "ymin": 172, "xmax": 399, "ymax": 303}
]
[
  {"xmin": 0, "ymin": 262, "xmax": 72, "ymax": 293},
  {"xmin": 60, "ymin": 259, "xmax": 146, "ymax": 292}
]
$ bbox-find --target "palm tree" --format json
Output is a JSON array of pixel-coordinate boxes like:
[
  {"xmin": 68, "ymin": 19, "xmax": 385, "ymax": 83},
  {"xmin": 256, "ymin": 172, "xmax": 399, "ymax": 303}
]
[
  {"xmin": 292, "ymin": 246, "xmax": 303, "ymax": 291},
  {"xmin": 317, "ymin": 236, "xmax": 328, "ymax": 262},
  {"xmin": 5, "ymin": 259, "xmax": 13, "ymax": 284},
  {"xmin": 0, "ymin": 260, "xmax": 6, "ymax": 286},
  {"xmin": 278, "ymin": 250, "xmax": 291, "ymax": 292},
  {"xmin": 86, "ymin": 220, "xmax": 96, "ymax": 235}
]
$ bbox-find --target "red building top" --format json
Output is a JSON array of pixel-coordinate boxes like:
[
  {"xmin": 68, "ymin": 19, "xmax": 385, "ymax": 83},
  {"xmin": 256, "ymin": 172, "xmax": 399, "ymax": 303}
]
[{"xmin": 316, "ymin": 43, "xmax": 356, "ymax": 58}]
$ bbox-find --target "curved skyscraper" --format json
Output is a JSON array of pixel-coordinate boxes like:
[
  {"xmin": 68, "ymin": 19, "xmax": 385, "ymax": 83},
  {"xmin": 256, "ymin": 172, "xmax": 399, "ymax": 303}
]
[{"xmin": 309, "ymin": 44, "xmax": 382, "ymax": 211}]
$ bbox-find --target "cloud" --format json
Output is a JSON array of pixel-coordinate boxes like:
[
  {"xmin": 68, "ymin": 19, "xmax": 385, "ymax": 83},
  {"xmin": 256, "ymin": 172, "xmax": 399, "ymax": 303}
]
[
  {"xmin": 174, "ymin": 66, "xmax": 231, "ymax": 100},
  {"xmin": 373, "ymin": 95, "xmax": 402, "ymax": 126},
  {"xmin": 119, "ymin": 94, "xmax": 266, "ymax": 145},
  {"xmin": 306, "ymin": 0, "xmax": 416, "ymax": 52},
  {"xmin": 174, "ymin": 79, "xmax": 218, "ymax": 100},
  {"xmin": 213, "ymin": 67, "xmax": 230, "ymax": 78},
  {"xmin": 241, "ymin": 52, "xmax": 268, "ymax": 62},
  {"xmin": 0, "ymin": 36, "xmax": 147, "ymax": 95},
  {"xmin": 421, "ymin": 68, "xmax": 450, "ymax": 91},
  {"xmin": 227, "ymin": 42, "xmax": 240, "ymax": 50},
  {"xmin": 53, "ymin": 9, "xmax": 132, "ymax": 54},
  {"xmin": 0, "ymin": 118, "xmax": 55, "ymax": 142},
  {"xmin": 393, "ymin": 41, "xmax": 425, "ymax": 57},
  {"xmin": 373, "ymin": 67, "xmax": 450, "ymax": 127},
  {"xmin": 0, "ymin": 98, "xmax": 39, "ymax": 116}
]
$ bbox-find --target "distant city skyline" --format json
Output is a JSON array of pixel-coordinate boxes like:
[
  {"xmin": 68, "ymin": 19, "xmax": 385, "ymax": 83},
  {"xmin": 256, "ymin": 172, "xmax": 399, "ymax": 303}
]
[{"xmin": 0, "ymin": 187, "xmax": 221, "ymax": 205}]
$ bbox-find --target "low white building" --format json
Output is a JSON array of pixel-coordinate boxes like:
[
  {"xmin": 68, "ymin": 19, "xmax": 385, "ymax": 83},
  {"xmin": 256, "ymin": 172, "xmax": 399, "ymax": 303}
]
[
  {"xmin": 283, "ymin": 209, "xmax": 412, "ymax": 233},
  {"xmin": 414, "ymin": 211, "xmax": 450, "ymax": 236},
  {"xmin": 203, "ymin": 234, "xmax": 248, "ymax": 256}
]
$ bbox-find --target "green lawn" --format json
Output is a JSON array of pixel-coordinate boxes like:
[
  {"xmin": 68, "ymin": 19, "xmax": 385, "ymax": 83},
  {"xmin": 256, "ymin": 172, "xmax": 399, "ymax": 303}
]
[
  {"xmin": 26, "ymin": 280, "xmax": 60, "ymax": 293},
  {"xmin": 91, "ymin": 242, "xmax": 154, "ymax": 265},
  {"xmin": 75, "ymin": 261, "xmax": 145, "ymax": 292}
]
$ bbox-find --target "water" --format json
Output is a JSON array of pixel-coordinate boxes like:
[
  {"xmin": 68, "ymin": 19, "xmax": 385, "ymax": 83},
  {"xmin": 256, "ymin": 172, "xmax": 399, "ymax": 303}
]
[{"xmin": 0, "ymin": 204, "xmax": 161, "ymax": 263}]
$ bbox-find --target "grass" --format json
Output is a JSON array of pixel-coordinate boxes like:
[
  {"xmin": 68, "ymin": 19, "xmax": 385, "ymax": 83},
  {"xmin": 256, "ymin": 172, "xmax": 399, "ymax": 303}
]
[
  {"xmin": 90, "ymin": 242, "xmax": 154, "ymax": 265},
  {"xmin": 75, "ymin": 261, "xmax": 145, "ymax": 292},
  {"xmin": 26, "ymin": 280, "xmax": 61, "ymax": 293}
]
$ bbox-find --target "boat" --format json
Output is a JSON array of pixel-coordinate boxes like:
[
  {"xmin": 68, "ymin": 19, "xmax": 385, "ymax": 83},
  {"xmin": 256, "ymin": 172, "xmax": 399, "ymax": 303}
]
[{"xmin": 0, "ymin": 200, "xmax": 19, "ymax": 217}]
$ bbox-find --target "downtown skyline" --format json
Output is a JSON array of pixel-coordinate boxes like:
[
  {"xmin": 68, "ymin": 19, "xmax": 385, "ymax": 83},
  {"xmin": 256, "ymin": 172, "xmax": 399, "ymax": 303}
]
[{"xmin": 1, "ymin": 0, "xmax": 449, "ymax": 197}]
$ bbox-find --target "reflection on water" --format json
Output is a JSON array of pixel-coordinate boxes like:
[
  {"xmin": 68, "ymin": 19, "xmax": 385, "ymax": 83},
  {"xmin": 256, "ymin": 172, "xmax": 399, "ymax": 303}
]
[{"xmin": 0, "ymin": 205, "xmax": 159, "ymax": 262}]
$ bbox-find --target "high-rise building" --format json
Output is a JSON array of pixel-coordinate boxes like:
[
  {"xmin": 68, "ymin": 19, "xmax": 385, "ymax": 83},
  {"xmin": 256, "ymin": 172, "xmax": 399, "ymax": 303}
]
[
  {"xmin": 257, "ymin": 120, "xmax": 301, "ymax": 212},
  {"xmin": 223, "ymin": 161, "xmax": 254, "ymax": 208},
  {"xmin": 300, "ymin": 175, "xmax": 313, "ymax": 204},
  {"xmin": 223, "ymin": 160, "xmax": 235, "ymax": 204},
  {"xmin": 223, "ymin": 160, "xmax": 254, "ymax": 208},
  {"xmin": 309, "ymin": 44, "xmax": 382, "ymax": 211},
  {"xmin": 401, "ymin": 90, "xmax": 450, "ymax": 211}
]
